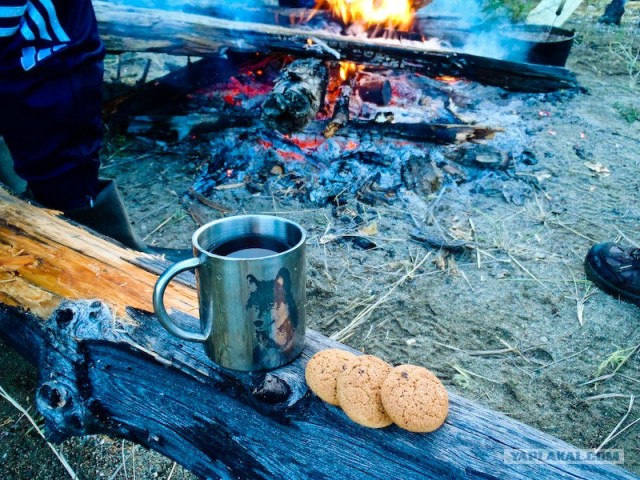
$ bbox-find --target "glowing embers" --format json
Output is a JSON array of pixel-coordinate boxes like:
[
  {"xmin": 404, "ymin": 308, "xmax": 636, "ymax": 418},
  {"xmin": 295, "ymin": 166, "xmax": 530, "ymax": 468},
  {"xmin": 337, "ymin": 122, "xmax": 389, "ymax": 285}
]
[{"xmin": 320, "ymin": 0, "xmax": 415, "ymax": 32}]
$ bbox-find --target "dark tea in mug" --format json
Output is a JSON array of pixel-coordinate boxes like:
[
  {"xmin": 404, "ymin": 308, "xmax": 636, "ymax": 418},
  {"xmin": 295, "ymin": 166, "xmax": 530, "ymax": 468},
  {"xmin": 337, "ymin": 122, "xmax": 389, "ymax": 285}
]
[{"xmin": 209, "ymin": 234, "xmax": 293, "ymax": 259}]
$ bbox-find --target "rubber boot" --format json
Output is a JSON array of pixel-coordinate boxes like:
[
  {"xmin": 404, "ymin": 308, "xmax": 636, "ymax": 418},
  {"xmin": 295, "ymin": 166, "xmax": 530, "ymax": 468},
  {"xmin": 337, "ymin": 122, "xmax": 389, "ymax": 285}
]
[
  {"xmin": 599, "ymin": 0, "xmax": 626, "ymax": 25},
  {"xmin": 64, "ymin": 179, "xmax": 192, "ymax": 263},
  {"xmin": 0, "ymin": 138, "xmax": 27, "ymax": 194}
]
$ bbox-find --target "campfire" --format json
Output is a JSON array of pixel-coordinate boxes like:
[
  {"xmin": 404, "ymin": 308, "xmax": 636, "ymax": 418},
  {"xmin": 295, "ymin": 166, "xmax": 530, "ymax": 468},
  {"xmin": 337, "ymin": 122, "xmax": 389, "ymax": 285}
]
[{"xmin": 106, "ymin": 0, "xmax": 577, "ymax": 223}]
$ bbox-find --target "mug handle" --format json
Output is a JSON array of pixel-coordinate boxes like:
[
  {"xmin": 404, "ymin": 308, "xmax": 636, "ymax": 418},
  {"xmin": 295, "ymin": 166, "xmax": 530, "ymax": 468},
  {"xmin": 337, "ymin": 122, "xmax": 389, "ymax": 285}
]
[{"xmin": 152, "ymin": 257, "xmax": 208, "ymax": 343}]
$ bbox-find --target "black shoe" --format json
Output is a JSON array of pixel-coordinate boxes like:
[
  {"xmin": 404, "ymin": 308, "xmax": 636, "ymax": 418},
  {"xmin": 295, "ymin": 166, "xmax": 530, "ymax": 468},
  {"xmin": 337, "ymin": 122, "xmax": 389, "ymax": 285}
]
[
  {"xmin": 585, "ymin": 242, "xmax": 640, "ymax": 305},
  {"xmin": 64, "ymin": 179, "xmax": 191, "ymax": 262}
]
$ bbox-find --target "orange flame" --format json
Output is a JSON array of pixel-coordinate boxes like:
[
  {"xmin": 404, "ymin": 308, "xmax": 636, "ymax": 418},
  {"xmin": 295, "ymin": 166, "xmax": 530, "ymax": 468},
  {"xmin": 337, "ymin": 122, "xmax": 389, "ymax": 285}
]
[
  {"xmin": 323, "ymin": 0, "xmax": 415, "ymax": 32},
  {"xmin": 435, "ymin": 75, "xmax": 461, "ymax": 84},
  {"xmin": 339, "ymin": 61, "xmax": 364, "ymax": 81}
]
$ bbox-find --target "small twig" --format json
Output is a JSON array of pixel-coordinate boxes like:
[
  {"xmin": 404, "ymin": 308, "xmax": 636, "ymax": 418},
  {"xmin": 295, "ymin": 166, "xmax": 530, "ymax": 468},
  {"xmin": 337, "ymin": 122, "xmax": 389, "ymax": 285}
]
[
  {"xmin": 167, "ymin": 462, "xmax": 178, "ymax": 480},
  {"xmin": 137, "ymin": 58, "xmax": 152, "ymax": 86},
  {"xmin": 214, "ymin": 182, "xmax": 246, "ymax": 191},
  {"xmin": 433, "ymin": 341, "xmax": 516, "ymax": 357},
  {"xmin": 595, "ymin": 395, "xmax": 635, "ymax": 454},
  {"xmin": 0, "ymin": 385, "xmax": 78, "ymax": 479},
  {"xmin": 579, "ymin": 373, "xmax": 616, "ymax": 386},
  {"xmin": 533, "ymin": 347, "xmax": 589, "ymax": 372},
  {"xmin": 331, "ymin": 253, "xmax": 431, "ymax": 341},
  {"xmin": 306, "ymin": 37, "xmax": 341, "ymax": 59},
  {"xmin": 188, "ymin": 187, "xmax": 232, "ymax": 213},
  {"xmin": 613, "ymin": 227, "xmax": 640, "ymax": 248},
  {"xmin": 108, "ymin": 452, "xmax": 133, "ymax": 480},
  {"xmin": 586, "ymin": 393, "xmax": 632, "ymax": 401},
  {"xmin": 604, "ymin": 416, "xmax": 640, "ymax": 450},
  {"xmin": 506, "ymin": 251, "xmax": 546, "ymax": 289},
  {"xmin": 122, "ymin": 439, "xmax": 130, "ymax": 480},
  {"xmin": 142, "ymin": 212, "xmax": 185, "ymax": 242},
  {"xmin": 451, "ymin": 363, "xmax": 503, "ymax": 384}
]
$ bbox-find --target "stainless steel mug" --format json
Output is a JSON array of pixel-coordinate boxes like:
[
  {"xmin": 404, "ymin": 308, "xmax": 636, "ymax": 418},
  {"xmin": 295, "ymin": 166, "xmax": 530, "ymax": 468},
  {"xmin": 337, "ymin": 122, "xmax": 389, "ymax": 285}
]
[{"xmin": 153, "ymin": 215, "xmax": 306, "ymax": 371}]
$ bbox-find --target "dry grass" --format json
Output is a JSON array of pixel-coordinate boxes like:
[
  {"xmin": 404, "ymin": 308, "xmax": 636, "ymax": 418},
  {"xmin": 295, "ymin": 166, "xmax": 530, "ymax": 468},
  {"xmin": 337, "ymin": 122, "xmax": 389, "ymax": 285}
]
[
  {"xmin": 0, "ymin": 384, "xmax": 78, "ymax": 479},
  {"xmin": 329, "ymin": 251, "xmax": 431, "ymax": 342}
]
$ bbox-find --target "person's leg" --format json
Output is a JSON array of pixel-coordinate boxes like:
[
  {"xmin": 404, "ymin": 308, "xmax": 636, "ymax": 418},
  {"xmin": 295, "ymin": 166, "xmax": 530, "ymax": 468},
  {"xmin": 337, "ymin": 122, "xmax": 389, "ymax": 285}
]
[
  {"xmin": 2, "ymin": 61, "xmax": 103, "ymax": 211},
  {"xmin": 0, "ymin": 137, "xmax": 27, "ymax": 193},
  {"xmin": 585, "ymin": 243, "xmax": 640, "ymax": 305},
  {"xmin": 599, "ymin": 0, "xmax": 627, "ymax": 25}
]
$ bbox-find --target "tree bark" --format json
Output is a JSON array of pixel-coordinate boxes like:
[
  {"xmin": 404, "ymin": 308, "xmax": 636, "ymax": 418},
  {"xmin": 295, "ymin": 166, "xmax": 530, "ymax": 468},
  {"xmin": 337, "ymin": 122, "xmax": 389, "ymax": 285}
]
[
  {"xmin": 0, "ymin": 187, "xmax": 633, "ymax": 479},
  {"xmin": 94, "ymin": 1, "xmax": 578, "ymax": 92}
]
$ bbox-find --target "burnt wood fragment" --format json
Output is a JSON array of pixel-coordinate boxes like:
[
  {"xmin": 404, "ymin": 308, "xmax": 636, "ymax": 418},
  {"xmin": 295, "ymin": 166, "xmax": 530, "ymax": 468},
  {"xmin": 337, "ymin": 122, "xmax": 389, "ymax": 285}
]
[
  {"xmin": 104, "ymin": 56, "xmax": 236, "ymax": 122},
  {"xmin": 324, "ymin": 84, "xmax": 353, "ymax": 138},
  {"xmin": 356, "ymin": 78, "xmax": 392, "ymax": 105},
  {"xmin": 349, "ymin": 120, "xmax": 503, "ymax": 144}
]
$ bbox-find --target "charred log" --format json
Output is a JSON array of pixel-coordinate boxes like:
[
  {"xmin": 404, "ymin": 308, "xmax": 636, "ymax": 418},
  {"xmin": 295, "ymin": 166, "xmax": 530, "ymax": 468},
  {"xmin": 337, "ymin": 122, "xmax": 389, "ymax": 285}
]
[
  {"xmin": 356, "ymin": 78, "xmax": 392, "ymax": 105},
  {"xmin": 349, "ymin": 120, "xmax": 503, "ymax": 144},
  {"xmin": 127, "ymin": 110, "xmax": 256, "ymax": 140},
  {"xmin": 261, "ymin": 58, "xmax": 329, "ymax": 134},
  {"xmin": 104, "ymin": 54, "xmax": 264, "ymax": 125},
  {"xmin": 324, "ymin": 85, "xmax": 352, "ymax": 138}
]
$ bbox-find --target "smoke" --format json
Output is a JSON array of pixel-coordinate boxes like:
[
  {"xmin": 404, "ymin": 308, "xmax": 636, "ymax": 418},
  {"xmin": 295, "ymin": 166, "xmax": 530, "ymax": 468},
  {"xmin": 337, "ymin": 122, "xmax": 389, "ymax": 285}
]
[{"xmin": 419, "ymin": 0, "xmax": 530, "ymax": 63}]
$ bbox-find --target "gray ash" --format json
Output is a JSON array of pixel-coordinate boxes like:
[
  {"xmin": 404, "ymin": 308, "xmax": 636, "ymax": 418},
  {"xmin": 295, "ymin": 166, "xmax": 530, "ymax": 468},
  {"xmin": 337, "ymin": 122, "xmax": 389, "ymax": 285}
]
[{"xmin": 184, "ymin": 65, "xmax": 544, "ymax": 208}]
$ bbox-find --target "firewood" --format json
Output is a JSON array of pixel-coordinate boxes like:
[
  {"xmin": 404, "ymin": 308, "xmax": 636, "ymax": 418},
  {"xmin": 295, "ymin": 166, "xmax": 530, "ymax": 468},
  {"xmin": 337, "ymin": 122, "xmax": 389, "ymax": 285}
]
[
  {"xmin": 262, "ymin": 58, "xmax": 329, "ymax": 134},
  {"xmin": 104, "ymin": 54, "xmax": 263, "ymax": 122},
  {"xmin": 0, "ymin": 187, "xmax": 634, "ymax": 480},
  {"xmin": 356, "ymin": 78, "xmax": 392, "ymax": 105},
  {"xmin": 127, "ymin": 110, "xmax": 256, "ymax": 140},
  {"xmin": 93, "ymin": 1, "xmax": 579, "ymax": 93},
  {"xmin": 324, "ymin": 84, "xmax": 352, "ymax": 138},
  {"xmin": 349, "ymin": 120, "xmax": 503, "ymax": 144}
]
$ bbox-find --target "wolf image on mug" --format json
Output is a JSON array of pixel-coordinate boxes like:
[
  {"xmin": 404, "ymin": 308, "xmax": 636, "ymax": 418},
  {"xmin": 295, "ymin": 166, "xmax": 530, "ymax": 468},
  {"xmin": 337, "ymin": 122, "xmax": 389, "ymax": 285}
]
[{"xmin": 246, "ymin": 267, "xmax": 300, "ymax": 363}]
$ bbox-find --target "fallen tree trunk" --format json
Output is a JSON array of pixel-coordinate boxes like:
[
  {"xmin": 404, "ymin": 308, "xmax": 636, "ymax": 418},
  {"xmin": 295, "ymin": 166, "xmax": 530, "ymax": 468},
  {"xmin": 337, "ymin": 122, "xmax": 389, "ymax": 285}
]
[
  {"xmin": 261, "ymin": 58, "xmax": 329, "ymax": 133},
  {"xmin": 0, "ymin": 188, "xmax": 633, "ymax": 479},
  {"xmin": 94, "ymin": 1, "xmax": 578, "ymax": 92}
]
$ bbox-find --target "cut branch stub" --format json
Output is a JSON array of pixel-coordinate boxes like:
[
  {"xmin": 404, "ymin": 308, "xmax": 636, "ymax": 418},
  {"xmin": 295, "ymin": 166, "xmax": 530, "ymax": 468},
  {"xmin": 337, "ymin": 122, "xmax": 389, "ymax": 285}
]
[{"xmin": 35, "ymin": 300, "xmax": 114, "ymax": 442}]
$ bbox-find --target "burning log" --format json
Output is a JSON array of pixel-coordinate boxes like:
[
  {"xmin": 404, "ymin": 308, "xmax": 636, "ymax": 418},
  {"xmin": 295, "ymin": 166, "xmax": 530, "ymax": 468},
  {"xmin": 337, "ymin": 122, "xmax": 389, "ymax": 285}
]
[
  {"xmin": 0, "ymin": 187, "xmax": 634, "ymax": 480},
  {"xmin": 94, "ymin": 1, "xmax": 579, "ymax": 93},
  {"xmin": 356, "ymin": 77, "xmax": 392, "ymax": 105},
  {"xmin": 262, "ymin": 58, "xmax": 329, "ymax": 134}
]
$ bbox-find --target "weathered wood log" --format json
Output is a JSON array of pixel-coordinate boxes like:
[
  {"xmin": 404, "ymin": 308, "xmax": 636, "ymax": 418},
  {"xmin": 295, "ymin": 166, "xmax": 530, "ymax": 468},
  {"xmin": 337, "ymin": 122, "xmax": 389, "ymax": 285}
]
[
  {"xmin": 94, "ymin": 1, "xmax": 579, "ymax": 92},
  {"xmin": 356, "ymin": 77, "xmax": 392, "ymax": 105},
  {"xmin": 261, "ymin": 58, "xmax": 329, "ymax": 134},
  {"xmin": 0, "ymin": 187, "xmax": 636, "ymax": 479}
]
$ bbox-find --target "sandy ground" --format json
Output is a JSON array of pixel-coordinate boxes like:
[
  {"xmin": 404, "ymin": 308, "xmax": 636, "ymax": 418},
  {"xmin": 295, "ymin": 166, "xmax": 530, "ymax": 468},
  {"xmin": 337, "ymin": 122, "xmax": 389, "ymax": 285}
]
[{"xmin": 1, "ymin": 4, "xmax": 640, "ymax": 479}]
